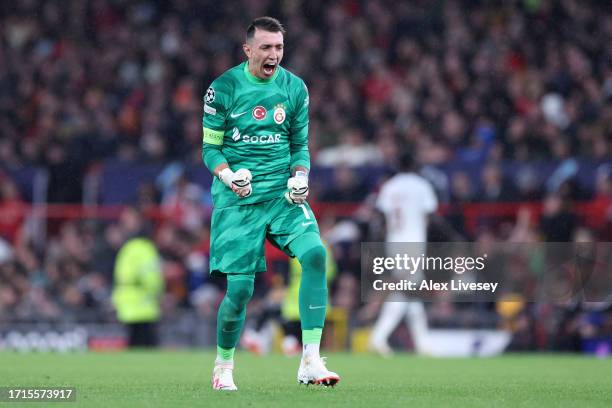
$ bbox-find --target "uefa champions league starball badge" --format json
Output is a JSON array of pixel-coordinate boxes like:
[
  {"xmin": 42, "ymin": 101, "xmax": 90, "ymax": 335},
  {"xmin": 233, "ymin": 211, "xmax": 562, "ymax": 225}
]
[
  {"xmin": 273, "ymin": 103, "xmax": 286, "ymax": 124},
  {"xmin": 205, "ymin": 87, "xmax": 215, "ymax": 104}
]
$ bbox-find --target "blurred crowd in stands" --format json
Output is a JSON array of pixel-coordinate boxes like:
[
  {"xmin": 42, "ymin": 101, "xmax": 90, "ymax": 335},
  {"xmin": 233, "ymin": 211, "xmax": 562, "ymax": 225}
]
[
  {"xmin": 1, "ymin": 0, "xmax": 611, "ymax": 200},
  {"xmin": 1, "ymin": 0, "xmax": 611, "ymax": 351}
]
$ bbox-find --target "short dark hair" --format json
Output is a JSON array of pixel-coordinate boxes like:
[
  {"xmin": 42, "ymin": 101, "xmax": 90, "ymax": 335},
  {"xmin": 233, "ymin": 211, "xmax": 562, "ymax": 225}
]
[
  {"xmin": 246, "ymin": 16, "xmax": 285, "ymax": 39},
  {"xmin": 398, "ymin": 150, "xmax": 416, "ymax": 172}
]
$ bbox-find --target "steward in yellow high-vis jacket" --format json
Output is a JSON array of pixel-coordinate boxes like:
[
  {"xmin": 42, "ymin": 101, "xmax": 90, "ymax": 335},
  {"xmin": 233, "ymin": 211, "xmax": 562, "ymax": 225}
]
[{"xmin": 112, "ymin": 235, "xmax": 164, "ymax": 347}]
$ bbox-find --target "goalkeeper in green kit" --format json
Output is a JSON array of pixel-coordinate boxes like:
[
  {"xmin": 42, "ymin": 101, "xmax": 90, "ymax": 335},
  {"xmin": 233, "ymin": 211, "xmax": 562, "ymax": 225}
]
[{"xmin": 202, "ymin": 17, "xmax": 340, "ymax": 390}]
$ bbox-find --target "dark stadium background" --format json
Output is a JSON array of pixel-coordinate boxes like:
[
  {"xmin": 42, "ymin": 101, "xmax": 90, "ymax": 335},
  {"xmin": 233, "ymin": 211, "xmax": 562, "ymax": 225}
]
[{"xmin": 0, "ymin": 0, "xmax": 611, "ymax": 354}]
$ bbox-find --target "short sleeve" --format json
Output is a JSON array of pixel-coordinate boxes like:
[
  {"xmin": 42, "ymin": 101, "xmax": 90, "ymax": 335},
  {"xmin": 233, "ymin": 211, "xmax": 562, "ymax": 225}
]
[{"xmin": 376, "ymin": 185, "xmax": 392, "ymax": 214}]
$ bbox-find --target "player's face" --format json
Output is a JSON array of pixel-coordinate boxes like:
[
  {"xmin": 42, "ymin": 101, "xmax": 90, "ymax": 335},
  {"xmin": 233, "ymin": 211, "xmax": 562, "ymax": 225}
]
[{"xmin": 243, "ymin": 29, "xmax": 284, "ymax": 79}]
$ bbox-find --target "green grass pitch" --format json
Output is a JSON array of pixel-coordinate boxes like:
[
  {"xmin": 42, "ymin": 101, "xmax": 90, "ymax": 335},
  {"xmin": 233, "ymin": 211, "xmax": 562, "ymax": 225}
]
[{"xmin": 1, "ymin": 351, "xmax": 611, "ymax": 407}]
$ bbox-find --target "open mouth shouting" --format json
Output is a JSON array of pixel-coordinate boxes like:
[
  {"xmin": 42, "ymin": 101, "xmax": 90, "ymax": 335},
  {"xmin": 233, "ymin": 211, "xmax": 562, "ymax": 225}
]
[{"xmin": 262, "ymin": 61, "xmax": 277, "ymax": 77}]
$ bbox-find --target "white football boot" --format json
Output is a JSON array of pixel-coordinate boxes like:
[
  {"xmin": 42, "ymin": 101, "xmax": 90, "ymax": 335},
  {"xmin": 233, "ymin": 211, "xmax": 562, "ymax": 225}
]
[
  {"xmin": 212, "ymin": 362, "xmax": 238, "ymax": 391},
  {"xmin": 297, "ymin": 356, "xmax": 340, "ymax": 387}
]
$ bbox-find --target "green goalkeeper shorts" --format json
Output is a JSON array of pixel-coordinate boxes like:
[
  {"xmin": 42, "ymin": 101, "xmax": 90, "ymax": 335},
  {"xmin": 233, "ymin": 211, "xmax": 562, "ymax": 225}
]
[{"xmin": 209, "ymin": 195, "xmax": 319, "ymax": 275}]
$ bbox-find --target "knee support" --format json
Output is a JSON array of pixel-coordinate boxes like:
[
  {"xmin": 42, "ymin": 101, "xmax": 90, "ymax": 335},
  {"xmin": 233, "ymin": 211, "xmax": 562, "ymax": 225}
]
[{"xmin": 225, "ymin": 274, "xmax": 255, "ymax": 309}]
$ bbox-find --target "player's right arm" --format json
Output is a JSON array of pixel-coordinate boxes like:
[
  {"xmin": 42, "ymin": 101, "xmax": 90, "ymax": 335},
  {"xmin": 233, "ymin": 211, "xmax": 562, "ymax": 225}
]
[
  {"xmin": 202, "ymin": 82, "xmax": 229, "ymax": 175},
  {"xmin": 202, "ymin": 81, "xmax": 251, "ymax": 197}
]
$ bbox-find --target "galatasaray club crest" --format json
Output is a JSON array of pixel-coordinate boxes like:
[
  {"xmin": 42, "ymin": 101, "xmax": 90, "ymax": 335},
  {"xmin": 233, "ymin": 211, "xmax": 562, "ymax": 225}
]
[
  {"xmin": 252, "ymin": 106, "xmax": 267, "ymax": 120},
  {"xmin": 273, "ymin": 104, "xmax": 286, "ymax": 125}
]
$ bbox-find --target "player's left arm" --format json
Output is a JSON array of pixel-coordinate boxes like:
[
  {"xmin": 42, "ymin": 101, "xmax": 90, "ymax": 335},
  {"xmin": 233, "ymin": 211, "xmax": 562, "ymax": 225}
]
[{"xmin": 286, "ymin": 80, "xmax": 310, "ymax": 204}]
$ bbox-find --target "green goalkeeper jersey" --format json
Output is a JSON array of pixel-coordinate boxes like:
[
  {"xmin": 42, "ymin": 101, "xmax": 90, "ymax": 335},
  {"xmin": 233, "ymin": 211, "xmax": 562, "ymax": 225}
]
[{"xmin": 202, "ymin": 61, "xmax": 310, "ymax": 209}]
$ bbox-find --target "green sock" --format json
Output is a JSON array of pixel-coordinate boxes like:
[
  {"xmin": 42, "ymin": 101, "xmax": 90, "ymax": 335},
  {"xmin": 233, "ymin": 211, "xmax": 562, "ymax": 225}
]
[
  {"xmin": 302, "ymin": 328, "xmax": 323, "ymax": 344},
  {"xmin": 217, "ymin": 273, "xmax": 255, "ymax": 350},
  {"xmin": 216, "ymin": 346, "xmax": 235, "ymax": 362},
  {"xmin": 291, "ymin": 234, "xmax": 328, "ymax": 330}
]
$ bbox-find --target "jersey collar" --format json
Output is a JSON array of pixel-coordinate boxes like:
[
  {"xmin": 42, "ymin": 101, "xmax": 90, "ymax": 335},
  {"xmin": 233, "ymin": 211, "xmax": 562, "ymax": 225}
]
[{"xmin": 243, "ymin": 61, "xmax": 280, "ymax": 84}]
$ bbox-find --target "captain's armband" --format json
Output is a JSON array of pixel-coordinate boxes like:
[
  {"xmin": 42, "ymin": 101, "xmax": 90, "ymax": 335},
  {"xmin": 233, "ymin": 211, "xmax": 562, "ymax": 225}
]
[{"xmin": 203, "ymin": 127, "xmax": 224, "ymax": 145}]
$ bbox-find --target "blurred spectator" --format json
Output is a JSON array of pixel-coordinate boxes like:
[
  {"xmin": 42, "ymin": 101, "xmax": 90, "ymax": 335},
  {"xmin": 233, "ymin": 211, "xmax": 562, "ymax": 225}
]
[
  {"xmin": 592, "ymin": 166, "xmax": 612, "ymax": 240},
  {"xmin": 479, "ymin": 163, "xmax": 517, "ymax": 202},
  {"xmin": 450, "ymin": 171, "xmax": 474, "ymax": 203},
  {"xmin": 539, "ymin": 193, "xmax": 577, "ymax": 242},
  {"xmin": 91, "ymin": 223, "xmax": 124, "ymax": 281},
  {"xmin": 160, "ymin": 174, "xmax": 207, "ymax": 233},
  {"xmin": 316, "ymin": 129, "xmax": 383, "ymax": 167},
  {"xmin": 111, "ymin": 207, "xmax": 164, "ymax": 347},
  {"xmin": 0, "ymin": 176, "xmax": 25, "ymax": 244},
  {"xmin": 514, "ymin": 166, "xmax": 543, "ymax": 201},
  {"xmin": 320, "ymin": 165, "xmax": 370, "ymax": 202}
]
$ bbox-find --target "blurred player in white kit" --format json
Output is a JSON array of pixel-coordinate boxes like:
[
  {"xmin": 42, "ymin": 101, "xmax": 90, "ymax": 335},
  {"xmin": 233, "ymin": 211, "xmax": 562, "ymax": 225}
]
[{"xmin": 369, "ymin": 152, "xmax": 438, "ymax": 356}]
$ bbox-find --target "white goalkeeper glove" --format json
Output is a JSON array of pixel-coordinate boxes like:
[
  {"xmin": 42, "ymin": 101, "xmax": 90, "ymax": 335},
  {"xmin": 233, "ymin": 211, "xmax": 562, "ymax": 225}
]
[
  {"xmin": 285, "ymin": 171, "xmax": 309, "ymax": 204},
  {"xmin": 219, "ymin": 168, "xmax": 252, "ymax": 198}
]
